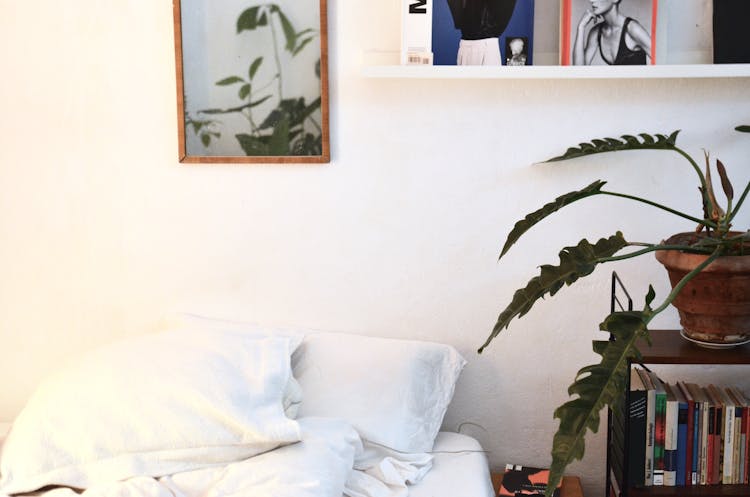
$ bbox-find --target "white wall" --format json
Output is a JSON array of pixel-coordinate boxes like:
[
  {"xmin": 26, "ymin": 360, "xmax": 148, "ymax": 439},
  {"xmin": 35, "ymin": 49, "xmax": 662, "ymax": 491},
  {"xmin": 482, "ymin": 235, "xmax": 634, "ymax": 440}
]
[{"xmin": 1, "ymin": 1, "xmax": 749, "ymax": 494}]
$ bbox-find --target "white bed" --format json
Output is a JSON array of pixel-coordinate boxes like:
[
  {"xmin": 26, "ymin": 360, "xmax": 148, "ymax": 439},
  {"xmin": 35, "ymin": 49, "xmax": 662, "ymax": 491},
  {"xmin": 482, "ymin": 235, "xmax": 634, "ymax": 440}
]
[
  {"xmin": 0, "ymin": 318, "xmax": 493, "ymax": 497},
  {"xmin": 411, "ymin": 432, "xmax": 495, "ymax": 497}
]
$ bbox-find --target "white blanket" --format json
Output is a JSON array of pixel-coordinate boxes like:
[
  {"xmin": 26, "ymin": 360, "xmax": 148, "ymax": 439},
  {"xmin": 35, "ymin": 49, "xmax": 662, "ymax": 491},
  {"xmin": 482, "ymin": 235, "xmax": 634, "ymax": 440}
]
[{"xmin": 0, "ymin": 418, "xmax": 433, "ymax": 497}]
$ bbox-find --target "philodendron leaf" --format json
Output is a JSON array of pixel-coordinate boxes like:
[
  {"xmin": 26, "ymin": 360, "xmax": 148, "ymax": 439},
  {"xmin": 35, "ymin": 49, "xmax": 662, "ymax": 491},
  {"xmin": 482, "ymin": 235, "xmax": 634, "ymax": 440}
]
[
  {"xmin": 547, "ymin": 131, "xmax": 680, "ymax": 162},
  {"xmin": 546, "ymin": 310, "xmax": 651, "ymax": 496},
  {"xmin": 500, "ymin": 181, "xmax": 607, "ymax": 259},
  {"xmin": 479, "ymin": 233, "xmax": 629, "ymax": 353},
  {"xmin": 735, "ymin": 125, "xmax": 750, "ymax": 133}
]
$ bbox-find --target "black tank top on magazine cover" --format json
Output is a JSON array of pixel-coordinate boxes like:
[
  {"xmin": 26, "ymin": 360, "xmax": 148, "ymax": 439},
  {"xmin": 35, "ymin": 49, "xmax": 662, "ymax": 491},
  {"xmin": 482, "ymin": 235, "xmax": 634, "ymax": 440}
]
[
  {"xmin": 598, "ymin": 17, "xmax": 647, "ymax": 65},
  {"xmin": 446, "ymin": 0, "xmax": 517, "ymax": 40}
]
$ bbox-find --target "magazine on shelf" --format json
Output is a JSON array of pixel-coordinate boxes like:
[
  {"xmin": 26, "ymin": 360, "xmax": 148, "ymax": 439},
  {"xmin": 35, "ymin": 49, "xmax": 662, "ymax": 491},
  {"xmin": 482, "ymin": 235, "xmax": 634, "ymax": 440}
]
[
  {"xmin": 401, "ymin": 0, "xmax": 434, "ymax": 65},
  {"xmin": 559, "ymin": 0, "xmax": 657, "ymax": 65},
  {"xmin": 498, "ymin": 465, "xmax": 560, "ymax": 497},
  {"xmin": 654, "ymin": 0, "xmax": 713, "ymax": 64},
  {"xmin": 431, "ymin": 0, "xmax": 535, "ymax": 66},
  {"xmin": 713, "ymin": 0, "xmax": 750, "ymax": 63}
]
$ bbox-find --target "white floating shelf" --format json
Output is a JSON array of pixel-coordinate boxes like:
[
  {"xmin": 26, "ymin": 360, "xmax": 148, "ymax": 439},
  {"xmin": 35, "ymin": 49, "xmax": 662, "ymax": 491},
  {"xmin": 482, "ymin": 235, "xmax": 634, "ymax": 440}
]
[{"xmin": 362, "ymin": 61, "xmax": 750, "ymax": 80}]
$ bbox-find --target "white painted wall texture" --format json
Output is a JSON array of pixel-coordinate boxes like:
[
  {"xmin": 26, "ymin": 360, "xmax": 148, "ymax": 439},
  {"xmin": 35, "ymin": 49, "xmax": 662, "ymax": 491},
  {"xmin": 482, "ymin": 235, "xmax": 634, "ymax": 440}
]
[{"xmin": 1, "ymin": 1, "xmax": 749, "ymax": 494}]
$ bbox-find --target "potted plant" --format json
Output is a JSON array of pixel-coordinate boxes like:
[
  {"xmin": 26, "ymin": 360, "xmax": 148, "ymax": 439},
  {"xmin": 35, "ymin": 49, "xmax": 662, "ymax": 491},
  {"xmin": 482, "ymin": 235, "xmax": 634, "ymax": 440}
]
[{"xmin": 478, "ymin": 125, "xmax": 750, "ymax": 495}]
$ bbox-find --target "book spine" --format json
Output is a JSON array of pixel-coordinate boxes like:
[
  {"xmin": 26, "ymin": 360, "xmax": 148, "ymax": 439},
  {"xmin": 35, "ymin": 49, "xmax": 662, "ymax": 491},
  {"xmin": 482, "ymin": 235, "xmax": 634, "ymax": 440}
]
[
  {"xmin": 645, "ymin": 388, "xmax": 655, "ymax": 485},
  {"xmin": 714, "ymin": 405, "xmax": 722, "ymax": 485},
  {"xmin": 723, "ymin": 404, "xmax": 734, "ymax": 484},
  {"xmin": 684, "ymin": 396, "xmax": 695, "ymax": 485},
  {"xmin": 692, "ymin": 399, "xmax": 701, "ymax": 485},
  {"xmin": 707, "ymin": 405, "xmax": 715, "ymax": 484},
  {"xmin": 628, "ymin": 390, "xmax": 647, "ymax": 487},
  {"xmin": 653, "ymin": 389, "xmax": 666, "ymax": 485},
  {"xmin": 663, "ymin": 396, "xmax": 678, "ymax": 486},
  {"xmin": 701, "ymin": 400, "xmax": 709, "ymax": 485},
  {"xmin": 676, "ymin": 401, "xmax": 688, "ymax": 486},
  {"xmin": 734, "ymin": 407, "xmax": 742, "ymax": 483}
]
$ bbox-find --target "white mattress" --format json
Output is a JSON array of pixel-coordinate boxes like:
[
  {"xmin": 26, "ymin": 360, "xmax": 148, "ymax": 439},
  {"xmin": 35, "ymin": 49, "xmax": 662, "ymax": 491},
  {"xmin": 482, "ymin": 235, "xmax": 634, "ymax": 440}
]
[{"xmin": 410, "ymin": 432, "xmax": 494, "ymax": 497}]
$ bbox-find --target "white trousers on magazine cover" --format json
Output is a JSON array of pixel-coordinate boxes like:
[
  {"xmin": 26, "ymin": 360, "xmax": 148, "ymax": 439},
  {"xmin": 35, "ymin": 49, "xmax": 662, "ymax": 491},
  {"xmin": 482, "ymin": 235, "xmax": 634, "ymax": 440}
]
[{"xmin": 457, "ymin": 38, "xmax": 501, "ymax": 65}]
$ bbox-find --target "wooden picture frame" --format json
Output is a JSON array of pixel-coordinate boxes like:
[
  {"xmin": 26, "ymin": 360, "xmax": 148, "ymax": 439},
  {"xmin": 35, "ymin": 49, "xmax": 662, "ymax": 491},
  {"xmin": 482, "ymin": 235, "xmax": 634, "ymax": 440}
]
[{"xmin": 173, "ymin": 0, "xmax": 329, "ymax": 163}]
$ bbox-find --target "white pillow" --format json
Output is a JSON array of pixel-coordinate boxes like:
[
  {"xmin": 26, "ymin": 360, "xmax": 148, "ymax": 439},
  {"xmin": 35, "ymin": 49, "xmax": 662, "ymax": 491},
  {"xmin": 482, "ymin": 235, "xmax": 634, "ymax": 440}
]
[
  {"xmin": 293, "ymin": 332, "xmax": 466, "ymax": 453},
  {"xmin": 169, "ymin": 312, "xmax": 305, "ymax": 419},
  {"xmin": 0, "ymin": 329, "xmax": 301, "ymax": 494}
]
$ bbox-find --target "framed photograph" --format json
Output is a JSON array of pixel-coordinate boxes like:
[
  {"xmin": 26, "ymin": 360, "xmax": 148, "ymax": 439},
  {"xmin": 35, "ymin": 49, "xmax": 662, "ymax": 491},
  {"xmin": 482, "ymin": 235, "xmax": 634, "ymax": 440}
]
[
  {"xmin": 560, "ymin": 0, "xmax": 657, "ymax": 65},
  {"xmin": 173, "ymin": 0, "xmax": 329, "ymax": 163},
  {"xmin": 431, "ymin": 0, "xmax": 535, "ymax": 66}
]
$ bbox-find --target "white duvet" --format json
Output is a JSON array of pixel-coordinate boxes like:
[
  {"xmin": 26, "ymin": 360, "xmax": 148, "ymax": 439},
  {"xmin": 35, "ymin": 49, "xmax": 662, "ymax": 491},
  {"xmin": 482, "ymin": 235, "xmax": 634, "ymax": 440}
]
[
  {"xmin": 0, "ymin": 328, "xmax": 447, "ymax": 497},
  {"xmin": 0, "ymin": 418, "xmax": 432, "ymax": 497}
]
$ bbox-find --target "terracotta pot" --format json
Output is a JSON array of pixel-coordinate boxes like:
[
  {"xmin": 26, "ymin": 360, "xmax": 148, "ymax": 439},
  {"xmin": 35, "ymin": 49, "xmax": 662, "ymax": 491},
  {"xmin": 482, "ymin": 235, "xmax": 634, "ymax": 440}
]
[{"xmin": 655, "ymin": 232, "xmax": 750, "ymax": 344}]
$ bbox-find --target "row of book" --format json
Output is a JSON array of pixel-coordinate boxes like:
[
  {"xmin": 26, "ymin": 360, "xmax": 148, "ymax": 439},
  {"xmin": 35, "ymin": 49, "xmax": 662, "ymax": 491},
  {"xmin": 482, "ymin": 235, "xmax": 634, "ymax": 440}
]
[
  {"xmin": 617, "ymin": 367, "xmax": 750, "ymax": 489},
  {"xmin": 401, "ymin": 0, "xmax": 750, "ymax": 67}
]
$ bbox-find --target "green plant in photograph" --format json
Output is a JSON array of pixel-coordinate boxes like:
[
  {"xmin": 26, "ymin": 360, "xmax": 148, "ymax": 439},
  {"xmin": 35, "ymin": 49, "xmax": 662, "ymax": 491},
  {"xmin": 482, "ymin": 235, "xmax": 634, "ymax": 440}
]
[
  {"xmin": 479, "ymin": 125, "xmax": 750, "ymax": 496},
  {"xmin": 190, "ymin": 3, "xmax": 322, "ymax": 156}
]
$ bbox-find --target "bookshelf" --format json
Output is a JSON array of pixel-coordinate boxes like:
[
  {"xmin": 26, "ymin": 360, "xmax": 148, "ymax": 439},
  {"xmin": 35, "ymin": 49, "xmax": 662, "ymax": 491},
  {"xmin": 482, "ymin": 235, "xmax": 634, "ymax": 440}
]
[{"xmin": 607, "ymin": 330, "xmax": 750, "ymax": 497}]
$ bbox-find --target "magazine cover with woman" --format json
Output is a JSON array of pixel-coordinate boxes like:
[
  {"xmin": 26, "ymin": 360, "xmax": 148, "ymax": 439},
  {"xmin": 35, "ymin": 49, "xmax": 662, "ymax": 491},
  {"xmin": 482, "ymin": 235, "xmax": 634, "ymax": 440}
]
[
  {"xmin": 431, "ymin": 0, "xmax": 535, "ymax": 66},
  {"xmin": 560, "ymin": 0, "xmax": 657, "ymax": 65}
]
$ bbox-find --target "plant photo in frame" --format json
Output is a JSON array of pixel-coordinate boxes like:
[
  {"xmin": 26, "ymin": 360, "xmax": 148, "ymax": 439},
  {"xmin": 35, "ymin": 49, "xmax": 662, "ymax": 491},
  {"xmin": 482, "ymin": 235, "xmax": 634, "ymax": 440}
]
[{"xmin": 173, "ymin": 0, "xmax": 329, "ymax": 163}]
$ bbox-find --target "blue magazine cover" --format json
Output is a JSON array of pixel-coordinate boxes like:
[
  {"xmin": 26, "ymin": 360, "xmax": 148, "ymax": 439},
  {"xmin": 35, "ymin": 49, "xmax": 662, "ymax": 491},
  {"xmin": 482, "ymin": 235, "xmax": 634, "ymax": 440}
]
[{"xmin": 432, "ymin": 0, "xmax": 534, "ymax": 66}]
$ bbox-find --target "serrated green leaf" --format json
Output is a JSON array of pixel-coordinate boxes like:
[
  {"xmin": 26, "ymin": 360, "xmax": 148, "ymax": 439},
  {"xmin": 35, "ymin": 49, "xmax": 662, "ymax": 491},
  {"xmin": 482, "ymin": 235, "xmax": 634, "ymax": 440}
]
[
  {"xmin": 547, "ymin": 131, "xmax": 680, "ymax": 162},
  {"xmin": 239, "ymin": 84, "xmax": 251, "ymax": 100},
  {"xmin": 248, "ymin": 57, "xmax": 263, "ymax": 80},
  {"xmin": 216, "ymin": 76, "xmax": 244, "ymax": 86},
  {"xmin": 547, "ymin": 310, "xmax": 650, "ymax": 494},
  {"xmin": 499, "ymin": 181, "xmax": 607, "ymax": 259},
  {"xmin": 479, "ymin": 233, "xmax": 630, "ymax": 353}
]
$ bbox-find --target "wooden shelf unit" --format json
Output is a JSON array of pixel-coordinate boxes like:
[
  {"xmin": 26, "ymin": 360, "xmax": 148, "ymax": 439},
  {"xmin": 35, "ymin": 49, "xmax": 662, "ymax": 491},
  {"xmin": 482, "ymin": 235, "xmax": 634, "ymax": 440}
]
[{"xmin": 607, "ymin": 330, "xmax": 750, "ymax": 497}]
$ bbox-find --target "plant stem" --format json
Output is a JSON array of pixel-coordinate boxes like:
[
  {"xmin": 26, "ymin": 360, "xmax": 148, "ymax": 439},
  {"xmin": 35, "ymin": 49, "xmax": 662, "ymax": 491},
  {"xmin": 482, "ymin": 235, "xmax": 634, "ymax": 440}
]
[
  {"xmin": 728, "ymin": 180, "xmax": 750, "ymax": 224},
  {"xmin": 600, "ymin": 191, "xmax": 718, "ymax": 229},
  {"xmin": 672, "ymin": 146, "xmax": 708, "ymax": 191},
  {"xmin": 597, "ymin": 244, "xmax": 711, "ymax": 263},
  {"xmin": 268, "ymin": 6, "xmax": 284, "ymax": 101}
]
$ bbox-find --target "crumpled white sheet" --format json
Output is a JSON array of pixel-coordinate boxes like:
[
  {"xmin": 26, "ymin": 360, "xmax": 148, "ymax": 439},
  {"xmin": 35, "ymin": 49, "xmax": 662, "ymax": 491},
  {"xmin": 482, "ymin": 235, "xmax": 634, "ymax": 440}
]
[
  {"xmin": 344, "ymin": 442, "xmax": 433, "ymax": 497},
  {"xmin": 0, "ymin": 418, "xmax": 434, "ymax": 497}
]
